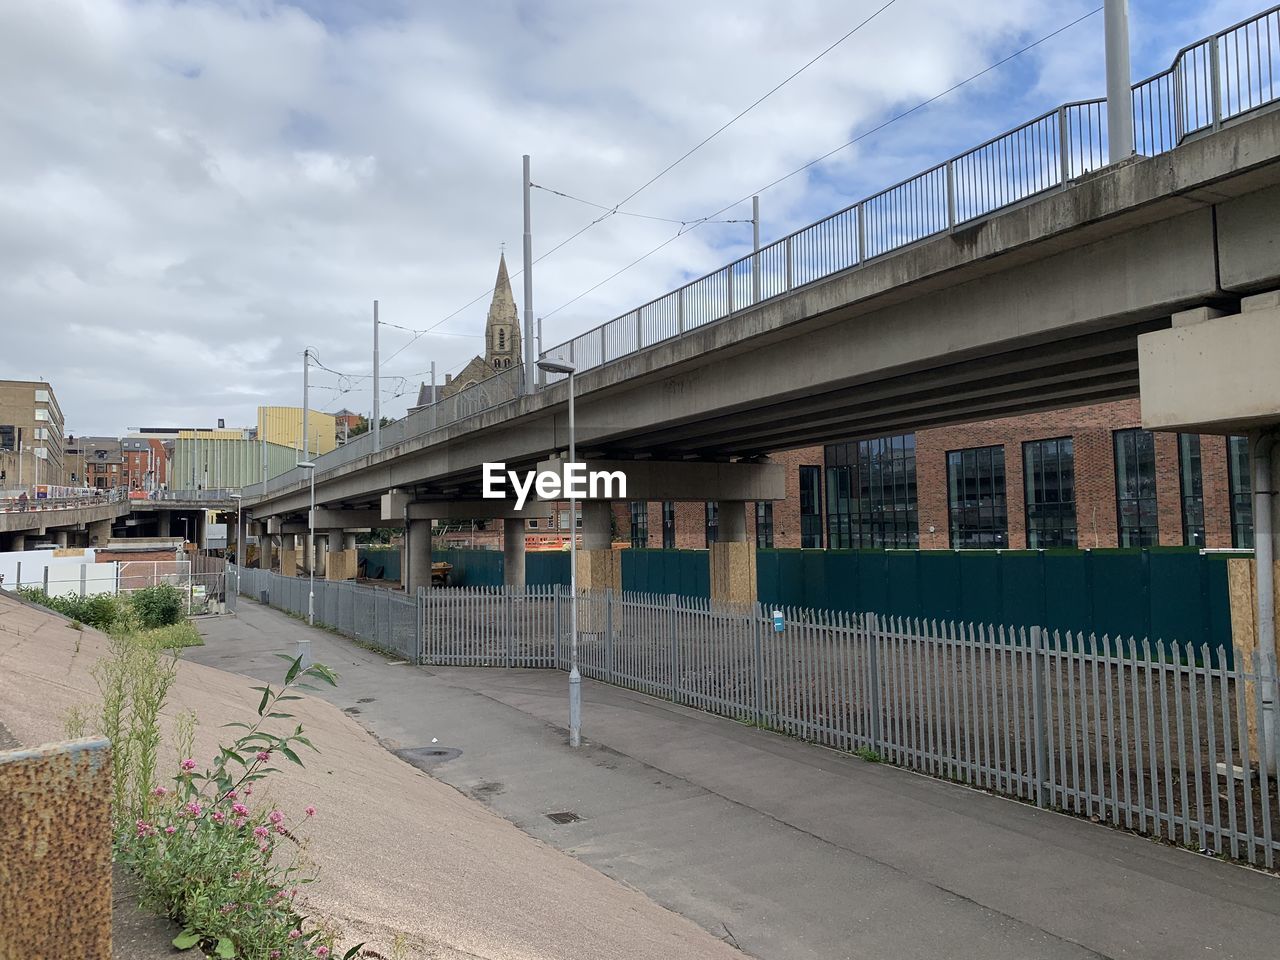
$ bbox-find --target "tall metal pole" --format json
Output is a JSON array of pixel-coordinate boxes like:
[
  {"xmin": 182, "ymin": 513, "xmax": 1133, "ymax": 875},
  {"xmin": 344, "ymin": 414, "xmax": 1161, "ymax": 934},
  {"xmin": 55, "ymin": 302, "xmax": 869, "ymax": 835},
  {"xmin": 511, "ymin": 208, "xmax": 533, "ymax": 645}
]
[
  {"xmin": 537, "ymin": 317, "xmax": 544, "ymax": 388},
  {"xmin": 300, "ymin": 348, "xmax": 310, "ymax": 463},
  {"xmin": 567, "ymin": 369, "xmax": 580, "ymax": 747},
  {"xmin": 1105, "ymin": 0, "xmax": 1134, "ymax": 162},
  {"xmin": 372, "ymin": 300, "xmax": 381, "ymax": 453},
  {"xmin": 307, "ymin": 469, "xmax": 315, "ymax": 629},
  {"xmin": 522, "ymin": 155, "xmax": 535, "ymax": 394},
  {"xmin": 751, "ymin": 195, "xmax": 761, "ymax": 304}
]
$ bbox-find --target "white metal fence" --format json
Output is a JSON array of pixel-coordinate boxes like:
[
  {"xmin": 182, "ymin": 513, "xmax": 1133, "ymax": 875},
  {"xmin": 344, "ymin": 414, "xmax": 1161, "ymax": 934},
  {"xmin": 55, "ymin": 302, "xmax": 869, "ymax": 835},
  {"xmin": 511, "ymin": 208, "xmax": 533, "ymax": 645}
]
[
  {"xmin": 232, "ymin": 567, "xmax": 1280, "ymax": 869},
  {"xmin": 3, "ymin": 558, "xmax": 232, "ymax": 616},
  {"xmin": 241, "ymin": 6, "xmax": 1280, "ymax": 503}
]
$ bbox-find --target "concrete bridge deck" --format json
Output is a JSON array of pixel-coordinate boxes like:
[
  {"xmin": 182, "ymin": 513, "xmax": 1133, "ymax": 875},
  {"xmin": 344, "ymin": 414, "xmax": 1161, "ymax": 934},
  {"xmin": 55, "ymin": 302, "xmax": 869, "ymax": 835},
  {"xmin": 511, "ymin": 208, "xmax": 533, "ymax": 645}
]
[{"xmin": 246, "ymin": 109, "xmax": 1280, "ymax": 523}]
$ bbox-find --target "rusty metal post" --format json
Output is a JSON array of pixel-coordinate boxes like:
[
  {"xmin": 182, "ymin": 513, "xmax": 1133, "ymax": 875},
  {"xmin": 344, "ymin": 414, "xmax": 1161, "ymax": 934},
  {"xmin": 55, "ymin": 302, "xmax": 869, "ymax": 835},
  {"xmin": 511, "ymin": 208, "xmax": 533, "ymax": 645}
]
[{"xmin": 0, "ymin": 737, "xmax": 113, "ymax": 958}]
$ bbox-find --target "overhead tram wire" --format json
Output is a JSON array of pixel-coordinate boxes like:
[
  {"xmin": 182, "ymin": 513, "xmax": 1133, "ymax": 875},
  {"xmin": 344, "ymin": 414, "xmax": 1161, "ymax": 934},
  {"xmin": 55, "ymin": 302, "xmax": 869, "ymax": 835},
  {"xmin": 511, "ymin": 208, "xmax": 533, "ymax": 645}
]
[
  {"xmin": 540, "ymin": 4, "xmax": 1104, "ymax": 322},
  {"xmin": 376, "ymin": 1, "xmax": 900, "ymax": 370}
]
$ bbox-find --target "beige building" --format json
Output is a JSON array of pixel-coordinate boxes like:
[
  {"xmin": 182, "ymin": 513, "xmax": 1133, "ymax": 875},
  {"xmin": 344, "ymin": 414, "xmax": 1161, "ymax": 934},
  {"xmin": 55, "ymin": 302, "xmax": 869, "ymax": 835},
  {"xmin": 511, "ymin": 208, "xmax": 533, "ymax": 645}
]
[
  {"xmin": 256, "ymin": 407, "xmax": 337, "ymax": 458},
  {"xmin": 0, "ymin": 379, "xmax": 66, "ymax": 486}
]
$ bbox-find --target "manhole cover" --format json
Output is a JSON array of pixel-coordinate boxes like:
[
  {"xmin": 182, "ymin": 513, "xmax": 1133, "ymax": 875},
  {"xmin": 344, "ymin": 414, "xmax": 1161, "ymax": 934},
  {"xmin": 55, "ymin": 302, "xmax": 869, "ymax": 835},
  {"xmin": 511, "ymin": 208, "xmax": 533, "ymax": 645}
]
[
  {"xmin": 393, "ymin": 745, "xmax": 463, "ymax": 771},
  {"xmin": 546, "ymin": 811, "xmax": 581, "ymax": 824}
]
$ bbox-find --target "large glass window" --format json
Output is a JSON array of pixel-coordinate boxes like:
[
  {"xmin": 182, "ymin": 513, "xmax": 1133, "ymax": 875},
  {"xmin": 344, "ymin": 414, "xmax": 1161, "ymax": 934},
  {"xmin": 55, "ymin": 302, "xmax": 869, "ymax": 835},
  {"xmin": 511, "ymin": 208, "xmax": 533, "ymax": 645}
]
[
  {"xmin": 629, "ymin": 501, "xmax": 648, "ymax": 549},
  {"xmin": 825, "ymin": 435, "xmax": 918, "ymax": 548},
  {"xmin": 798, "ymin": 466, "xmax": 823, "ymax": 548},
  {"xmin": 1023, "ymin": 438, "xmax": 1076, "ymax": 548},
  {"xmin": 755, "ymin": 502, "xmax": 774, "ymax": 549},
  {"xmin": 947, "ymin": 445, "xmax": 1008, "ymax": 548},
  {"xmin": 662, "ymin": 501, "xmax": 676, "ymax": 549},
  {"xmin": 1228, "ymin": 436, "xmax": 1253, "ymax": 549},
  {"xmin": 704, "ymin": 501, "xmax": 718, "ymax": 547},
  {"xmin": 1178, "ymin": 434, "xmax": 1205, "ymax": 547},
  {"xmin": 1114, "ymin": 429, "xmax": 1159, "ymax": 547}
]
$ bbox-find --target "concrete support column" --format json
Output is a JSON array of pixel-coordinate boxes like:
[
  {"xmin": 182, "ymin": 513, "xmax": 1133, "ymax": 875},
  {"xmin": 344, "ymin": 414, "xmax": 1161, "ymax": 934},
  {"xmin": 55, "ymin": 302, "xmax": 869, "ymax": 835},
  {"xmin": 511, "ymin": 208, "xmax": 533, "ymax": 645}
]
[
  {"xmin": 279, "ymin": 536, "xmax": 299, "ymax": 578},
  {"xmin": 87, "ymin": 519, "xmax": 111, "ymax": 547},
  {"xmin": 503, "ymin": 518, "xmax": 526, "ymax": 588},
  {"xmin": 314, "ymin": 533, "xmax": 328, "ymax": 578},
  {"xmin": 325, "ymin": 532, "xmax": 358, "ymax": 581},
  {"xmin": 156, "ymin": 512, "xmax": 170, "ymax": 538},
  {"xmin": 576, "ymin": 500, "xmax": 621, "ymax": 594},
  {"xmin": 710, "ymin": 500, "xmax": 757, "ymax": 604},
  {"xmin": 53, "ymin": 530, "xmax": 68, "ymax": 548},
  {"xmin": 259, "ymin": 533, "xmax": 275, "ymax": 572},
  {"xmin": 11, "ymin": 533, "xmax": 25, "ymax": 552},
  {"xmin": 405, "ymin": 519, "xmax": 432, "ymax": 593}
]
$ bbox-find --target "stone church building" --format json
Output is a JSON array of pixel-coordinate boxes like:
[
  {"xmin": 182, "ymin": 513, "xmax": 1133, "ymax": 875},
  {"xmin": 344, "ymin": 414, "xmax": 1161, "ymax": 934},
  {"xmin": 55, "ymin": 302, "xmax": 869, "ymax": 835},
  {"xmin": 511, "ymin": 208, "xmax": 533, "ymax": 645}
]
[{"xmin": 417, "ymin": 253, "xmax": 522, "ymax": 408}]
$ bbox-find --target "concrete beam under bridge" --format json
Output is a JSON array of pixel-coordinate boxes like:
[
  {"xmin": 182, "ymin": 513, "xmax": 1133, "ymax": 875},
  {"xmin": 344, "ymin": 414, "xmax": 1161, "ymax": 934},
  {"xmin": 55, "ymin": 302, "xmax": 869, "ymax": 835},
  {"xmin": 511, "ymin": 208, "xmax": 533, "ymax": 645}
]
[
  {"xmin": 379, "ymin": 490, "xmax": 554, "ymax": 523},
  {"xmin": 532, "ymin": 458, "xmax": 785, "ymax": 501}
]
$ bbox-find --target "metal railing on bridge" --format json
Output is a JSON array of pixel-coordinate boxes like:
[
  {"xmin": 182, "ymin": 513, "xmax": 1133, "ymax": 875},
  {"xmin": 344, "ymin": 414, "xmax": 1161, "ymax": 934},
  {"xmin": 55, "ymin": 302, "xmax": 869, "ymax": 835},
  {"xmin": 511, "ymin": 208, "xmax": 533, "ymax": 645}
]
[
  {"xmin": 242, "ymin": 6, "xmax": 1280, "ymax": 503},
  {"xmin": 232, "ymin": 566, "xmax": 1280, "ymax": 869}
]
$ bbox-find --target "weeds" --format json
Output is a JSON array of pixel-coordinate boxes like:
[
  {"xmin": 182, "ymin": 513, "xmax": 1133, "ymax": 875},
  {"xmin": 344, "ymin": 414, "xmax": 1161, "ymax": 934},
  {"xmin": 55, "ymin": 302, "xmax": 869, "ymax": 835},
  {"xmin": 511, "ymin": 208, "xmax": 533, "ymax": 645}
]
[{"xmin": 853, "ymin": 746, "xmax": 884, "ymax": 763}]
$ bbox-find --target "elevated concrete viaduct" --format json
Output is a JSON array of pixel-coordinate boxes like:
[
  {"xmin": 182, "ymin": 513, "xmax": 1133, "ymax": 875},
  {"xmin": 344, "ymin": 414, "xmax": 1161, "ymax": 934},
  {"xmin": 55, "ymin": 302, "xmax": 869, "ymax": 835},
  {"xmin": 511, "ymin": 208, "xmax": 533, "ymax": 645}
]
[{"xmin": 244, "ymin": 110, "xmax": 1280, "ymax": 601}]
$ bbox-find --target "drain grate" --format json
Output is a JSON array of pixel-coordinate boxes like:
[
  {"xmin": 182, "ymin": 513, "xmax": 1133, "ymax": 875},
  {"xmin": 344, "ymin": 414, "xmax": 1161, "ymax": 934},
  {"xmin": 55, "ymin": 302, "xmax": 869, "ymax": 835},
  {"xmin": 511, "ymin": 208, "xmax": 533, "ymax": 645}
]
[
  {"xmin": 357, "ymin": 697, "xmax": 376, "ymax": 704},
  {"xmin": 546, "ymin": 811, "xmax": 581, "ymax": 824}
]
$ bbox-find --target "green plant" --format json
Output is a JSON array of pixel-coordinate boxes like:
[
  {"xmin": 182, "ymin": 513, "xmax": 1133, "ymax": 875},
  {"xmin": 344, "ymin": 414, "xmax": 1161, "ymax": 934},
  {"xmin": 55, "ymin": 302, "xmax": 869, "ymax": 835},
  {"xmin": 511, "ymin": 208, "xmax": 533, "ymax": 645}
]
[
  {"xmin": 130, "ymin": 584, "xmax": 186, "ymax": 629},
  {"xmin": 121, "ymin": 656, "xmax": 362, "ymax": 960},
  {"xmin": 135, "ymin": 622, "xmax": 205, "ymax": 651},
  {"xmin": 89, "ymin": 633, "xmax": 180, "ymax": 829},
  {"xmin": 854, "ymin": 746, "xmax": 884, "ymax": 763},
  {"xmin": 18, "ymin": 587, "xmax": 129, "ymax": 631}
]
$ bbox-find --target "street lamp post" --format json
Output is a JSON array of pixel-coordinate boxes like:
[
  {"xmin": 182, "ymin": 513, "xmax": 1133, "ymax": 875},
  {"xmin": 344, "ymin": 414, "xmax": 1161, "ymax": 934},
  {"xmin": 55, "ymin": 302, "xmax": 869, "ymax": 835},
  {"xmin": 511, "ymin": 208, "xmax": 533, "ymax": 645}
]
[
  {"xmin": 536, "ymin": 357, "xmax": 580, "ymax": 747},
  {"xmin": 297, "ymin": 461, "xmax": 317, "ymax": 667}
]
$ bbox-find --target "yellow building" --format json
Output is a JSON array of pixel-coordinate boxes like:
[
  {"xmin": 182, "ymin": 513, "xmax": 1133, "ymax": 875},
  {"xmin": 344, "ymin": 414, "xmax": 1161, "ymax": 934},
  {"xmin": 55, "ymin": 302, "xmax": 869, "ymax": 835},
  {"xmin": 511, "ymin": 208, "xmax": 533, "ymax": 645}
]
[{"xmin": 256, "ymin": 407, "xmax": 336, "ymax": 458}]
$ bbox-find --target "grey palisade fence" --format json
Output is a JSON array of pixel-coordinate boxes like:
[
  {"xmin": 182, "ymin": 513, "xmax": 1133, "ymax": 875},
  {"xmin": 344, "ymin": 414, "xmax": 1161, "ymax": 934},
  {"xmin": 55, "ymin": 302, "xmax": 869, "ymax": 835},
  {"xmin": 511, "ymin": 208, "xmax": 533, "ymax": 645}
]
[{"xmin": 232, "ymin": 566, "xmax": 1280, "ymax": 869}]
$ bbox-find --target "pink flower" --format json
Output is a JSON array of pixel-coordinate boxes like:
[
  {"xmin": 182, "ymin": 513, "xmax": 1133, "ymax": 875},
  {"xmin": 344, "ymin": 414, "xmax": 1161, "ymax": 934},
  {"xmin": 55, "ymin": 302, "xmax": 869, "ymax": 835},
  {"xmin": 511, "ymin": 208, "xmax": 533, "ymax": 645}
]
[
  {"xmin": 271, "ymin": 953, "xmax": 281, "ymax": 959},
  {"xmin": 152, "ymin": 786, "xmax": 167, "ymax": 797},
  {"xmin": 253, "ymin": 825, "xmax": 269, "ymax": 838},
  {"xmin": 315, "ymin": 948, "xmax": 329, "ymax": 958},
  {"xmin": 289, "ymin": 930, "xmax": 302, "ymax": 940},
  {"xmin": 304, "ymin": 805, "xmax": 316, "ymax": 817},
  {"xmin": 268, "ymin": 810, "xmax": 284, "ymax": 825},
  {"xmin": 256, "ymin": 750, "xmax": 271, "ymax": 762},
  {"xmin": 275, "ymin": 825, "xmax": 287, "ymax": 835},
  {"xmin": 259, "ymin": 842, "xmax": 269, "ymax": 853},
  {"xmin": 164, "ymin": 825, "xmax": 177, "ymax": 835},
  {"xmin": 244, "ymin": 785, "xmax": 253, "ymax": 796},
  {"xmin": 225, "ymin": 790, "xmax": 237, "ymax": 800},
  {"xmin": 212, "ymin": 811, "xmax": 225, "ymax": 825},
  {"xmin": 185, "ymin": 801, "xmax": 203, "ymax": 817},
  {"xmin": 233, "ymin": 817, "xmax": 247, "ymax": 829},
  {"xmin": 180, "ymin": 758, "xmax": 196, "ymax": 771},
  {"xmin": 134, "ymin": 819, "xmax": 151, "ymax": 838},
  {"xmin": 231, "ymin": 803, "xmax": 248, "ymax": 816}
]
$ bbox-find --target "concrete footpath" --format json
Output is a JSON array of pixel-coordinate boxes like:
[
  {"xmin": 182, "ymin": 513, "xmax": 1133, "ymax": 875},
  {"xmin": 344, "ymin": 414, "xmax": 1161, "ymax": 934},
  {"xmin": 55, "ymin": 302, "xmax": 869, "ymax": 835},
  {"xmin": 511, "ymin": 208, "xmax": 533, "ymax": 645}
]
[
  {"xmin": 0, "ymin": 594, "xmax": 743, "ymax": 960},
  {"xmin": 193, "ymin": 602, "xmax": 1280, "ymax": 960}
]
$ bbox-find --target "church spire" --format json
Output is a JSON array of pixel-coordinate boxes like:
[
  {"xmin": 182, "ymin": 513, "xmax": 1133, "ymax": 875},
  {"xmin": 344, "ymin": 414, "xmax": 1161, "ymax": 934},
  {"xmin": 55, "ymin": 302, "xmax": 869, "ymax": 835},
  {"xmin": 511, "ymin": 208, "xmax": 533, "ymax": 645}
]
[{"xmin": 485, "ymin": 251, "xmax": 520, "ymax": 370}]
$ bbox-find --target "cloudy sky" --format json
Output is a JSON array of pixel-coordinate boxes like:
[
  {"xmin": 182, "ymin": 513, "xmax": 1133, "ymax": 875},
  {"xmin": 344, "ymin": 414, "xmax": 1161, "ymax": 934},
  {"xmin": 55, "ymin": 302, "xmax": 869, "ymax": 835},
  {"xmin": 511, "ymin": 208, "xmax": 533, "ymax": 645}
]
[{"xmin": 0, "ymin": 0, "xmax": 1261, "ymax": 435}]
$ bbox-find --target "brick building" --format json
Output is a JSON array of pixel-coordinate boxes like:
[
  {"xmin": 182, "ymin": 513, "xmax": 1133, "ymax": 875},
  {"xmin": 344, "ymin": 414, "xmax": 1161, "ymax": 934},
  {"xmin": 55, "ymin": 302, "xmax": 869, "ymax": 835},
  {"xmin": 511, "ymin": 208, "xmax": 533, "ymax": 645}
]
[
  {"xmin": 612, "ymin": 400, "xmax": 1254, "ymax": 552},
  {"xmin": 121, "ymin": 436, "xmax": 167, "ymax": 491},
  {"xmin": 68, "ymin": 437, "xmax": 127, "ymax": 490}
]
